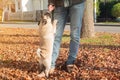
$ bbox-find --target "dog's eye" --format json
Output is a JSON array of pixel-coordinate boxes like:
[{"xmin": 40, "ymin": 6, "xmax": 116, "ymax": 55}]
[
  {"xmin": 42, "ymin": 19, "xmax": 47, "ymax": 25},
  {"xmin": 43, "ymin": 19, "xmax": 46, "ymax": 21}
]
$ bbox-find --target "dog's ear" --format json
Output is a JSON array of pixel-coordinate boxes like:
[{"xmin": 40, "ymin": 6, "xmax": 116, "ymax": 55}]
[
  {"xmin": 38, "ymin": 21, "xmax": 40, "ymax": 25},
  {"xmin": 39, "ymin": 11, "xmax": 47, "ymax": 25},
  {"xmin": 42, "ymin": 19, "xmax": 47, "ymax": 25},
  {"xmin": 40, "ymin": 11, "xmax": 44, "ymax": 19},
  {"xmin": 44, "ymin": 12, "xmax": 52, "ymax": 19}
]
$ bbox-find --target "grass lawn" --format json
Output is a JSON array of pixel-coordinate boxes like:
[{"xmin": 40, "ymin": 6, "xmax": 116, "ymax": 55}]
[{"xmin": 62, "ymin": 31, "xmax": 120, "ymax": 46}]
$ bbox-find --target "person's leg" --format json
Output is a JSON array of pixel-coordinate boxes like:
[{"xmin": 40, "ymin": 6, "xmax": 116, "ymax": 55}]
[
  {"xmin": 51, "ymin": 7, "xmax": 69, "ymax": 68},
  {"xmin": 66, "ymin": 2, "xmax": 85, "ymax": 65}
]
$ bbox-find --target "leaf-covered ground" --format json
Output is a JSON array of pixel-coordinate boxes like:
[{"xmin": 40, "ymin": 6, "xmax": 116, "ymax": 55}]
[{"xmin": 0, "ymin": 27, "xmax": 120, "ymax": 80}]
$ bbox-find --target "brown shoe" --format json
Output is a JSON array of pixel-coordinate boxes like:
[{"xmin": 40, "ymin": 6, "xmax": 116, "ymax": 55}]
[
  {"xmin": 61, "ymin": 63, "xmax": 78, "ymax": 73},
  {"xmin": 66, "ymin": 65, "xmax": 74, "ymax": 73}
]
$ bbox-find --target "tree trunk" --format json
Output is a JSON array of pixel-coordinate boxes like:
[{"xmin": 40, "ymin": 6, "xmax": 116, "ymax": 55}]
[{"xmin": 81, "ymin": 0, "xmax": 95, "ymax": 38}]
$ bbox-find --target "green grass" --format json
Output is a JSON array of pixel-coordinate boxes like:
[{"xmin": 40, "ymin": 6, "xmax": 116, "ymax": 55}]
[
  {"xmin": 62, "ymin": 32, "xmax": 119, "ymax": 46},
  {"xmin": 62, "ymin": 34, "xmax": 70, "ymax": 43},
  {"xmin": 81, "ymin": 34, "xmax": 115, "ymax": 45}
]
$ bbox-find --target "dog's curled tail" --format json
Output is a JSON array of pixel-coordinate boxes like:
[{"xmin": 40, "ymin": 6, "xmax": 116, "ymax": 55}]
[{"xmin": 36, "ymin": 48, "xmax": 41, "ymax": 58}]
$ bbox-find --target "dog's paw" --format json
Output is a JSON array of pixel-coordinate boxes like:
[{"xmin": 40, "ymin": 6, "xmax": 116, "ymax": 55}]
[
  {"xmin": 37, "ymin": 72, "xmax": 46, "ymax": 78},
  {"xmin": 53, "ymin": 19, "xmax": 58, "ymax": 24},
  {"xmin": 36, "ymin": 48, "xmax": 41, "ymax": 58},
  {"xmin": 49, "ymin": 68, "xmax": 55, "ymax": 74}
]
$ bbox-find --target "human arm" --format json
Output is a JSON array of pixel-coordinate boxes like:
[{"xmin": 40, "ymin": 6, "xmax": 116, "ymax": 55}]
[{"xmin": 48, "ymin": 0, "xmax": 55, "ymax": 12}]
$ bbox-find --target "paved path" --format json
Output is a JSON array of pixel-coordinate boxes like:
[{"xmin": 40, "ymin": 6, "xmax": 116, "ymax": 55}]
[
  {"xmin": 0, "ymin": 22, "xmax": 120, "ymax": 33},
  {"xmin": 65, "ymin": 24, "xmax": 120, "ymax": 33},
  {"xmin": 94, "ymin": 25, "xmax": 120, "ymax": 33},
  {"xmin": 0, "ymin": 22, "xmax": 38, "ymax": 29}
]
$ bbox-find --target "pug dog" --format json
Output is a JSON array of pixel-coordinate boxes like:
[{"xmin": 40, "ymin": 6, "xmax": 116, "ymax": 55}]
[{"xmin": 36, "ymin": 11, "xmax": 57, "ymax": 78}]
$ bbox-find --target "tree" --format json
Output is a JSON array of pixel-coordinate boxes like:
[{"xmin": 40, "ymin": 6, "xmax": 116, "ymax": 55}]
[
  {"xmin": 111, "ymin": 3, "xmax": 120, "ymax": 18},
  {"xmin": 81, "ymin": 0, "xmax": 95, "ymax": 38},
  {"xmin": 0, "ymin": 0, "xmax": 14, "ymax": 21}
]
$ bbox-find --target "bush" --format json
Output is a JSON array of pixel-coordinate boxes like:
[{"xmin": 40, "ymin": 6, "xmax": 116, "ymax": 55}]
[
  {"xmin": 98, "ymin": 0, "xmax": 119, "ymax": 22},
  {"xmin": 111, "ymin": 3, "xmax": 120, "ymax": 18}
]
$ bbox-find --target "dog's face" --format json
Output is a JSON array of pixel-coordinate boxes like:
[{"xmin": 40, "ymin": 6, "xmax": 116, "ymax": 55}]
[{"xmin": 40, "ymin": 11, "xmax": 52, "ymax": 25}]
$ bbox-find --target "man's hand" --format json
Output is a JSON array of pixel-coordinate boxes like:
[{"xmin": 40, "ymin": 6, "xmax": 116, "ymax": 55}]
[{"xmin": 48, "ymin": 4, "xmax": 55, "ymax": 12}]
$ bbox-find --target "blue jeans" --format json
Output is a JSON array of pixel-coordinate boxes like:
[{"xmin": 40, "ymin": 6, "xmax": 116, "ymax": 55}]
[{"xmin": 51, "ymin": 2, "xmax": 85, "ymax": 68}]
